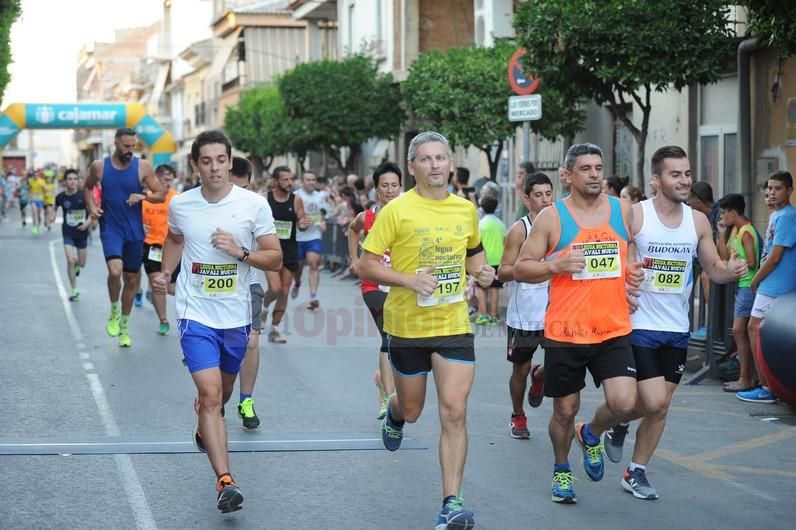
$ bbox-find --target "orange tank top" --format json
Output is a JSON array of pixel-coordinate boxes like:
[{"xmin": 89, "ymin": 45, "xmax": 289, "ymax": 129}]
[
  {"xmin": 544, "ymin": 196, "xmax": 631, "ymax": 344},
  {"xmin": 143, "ymin": 189, "xmax": 178, "ymax": 245}
]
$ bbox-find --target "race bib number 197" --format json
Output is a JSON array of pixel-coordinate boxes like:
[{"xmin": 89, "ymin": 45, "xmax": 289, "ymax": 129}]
[
  {"xmin": 571, "ymin": 241, "xmax": 621, "ymax": 280},
  {"xmin": 416, "ymin": 265, "xmax": 464, "ymax": 307}
]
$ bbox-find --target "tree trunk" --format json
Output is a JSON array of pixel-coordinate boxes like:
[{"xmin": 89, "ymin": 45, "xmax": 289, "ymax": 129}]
[
  {"xmin": 634, "ymin": 88, "xmax": 652, "ymax": 190},
  {"xmin": 483, "ymin": 142, "xmax": 503, "ymax": 180},
  {"xmin": 344, "ymin": 145, "xmax": 362, "ymax": 174}
]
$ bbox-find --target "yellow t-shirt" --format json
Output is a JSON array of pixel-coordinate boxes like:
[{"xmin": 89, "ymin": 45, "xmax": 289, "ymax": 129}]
[
  {"xmin": 362, "ymin": 189, "xmax": 481, "ymax": 338},
  {"xmin": 28, "ymin": 177, "xmax": 45, "ymax": 201},
  {"xmin": 43, "ymin": 181, "xmax": 56, "ymax": 205}
]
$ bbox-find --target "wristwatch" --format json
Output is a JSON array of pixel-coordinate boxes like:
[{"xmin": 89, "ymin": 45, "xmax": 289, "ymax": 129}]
[{"xmin": 239, "ymin": 246, "xmax": 250, "ymax": 262}]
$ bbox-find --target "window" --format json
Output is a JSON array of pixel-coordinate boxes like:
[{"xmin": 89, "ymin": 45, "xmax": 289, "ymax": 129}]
[{"xmin": 698, "ymin": 126, "xmax": 737, "ymax": 194}]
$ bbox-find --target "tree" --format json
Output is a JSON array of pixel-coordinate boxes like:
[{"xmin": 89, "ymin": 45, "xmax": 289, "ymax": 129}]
[
  {"xmin": 224, "ymin": 86, "xmax": 288, "ymax": 171},
  {"xmin": 743, "ymin": 1, "xmax": 796, "ymax": 57},
  {"xmin": 278, "ymin": 55, "xmax": 403, "ymax": 172},
  {"xmin": 0, "ymin": 0, "xmax": 21, "ymax": 102},
  {"xmin": 514, "ymin": 0, "xmax": 734, "ymax": 187},
  {"xmin": 402, "ymin": 41, "xmax": 585, "ymax": 180}
]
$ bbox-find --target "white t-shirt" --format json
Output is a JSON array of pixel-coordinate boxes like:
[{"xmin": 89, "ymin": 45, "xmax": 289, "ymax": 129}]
[
  {"xmin": 169, "ymin": 185, "xmax": 275, "ymax": 328},
  {"xmin": 295, "ymin": 188, "xmax": 329, "ymax": 242}
]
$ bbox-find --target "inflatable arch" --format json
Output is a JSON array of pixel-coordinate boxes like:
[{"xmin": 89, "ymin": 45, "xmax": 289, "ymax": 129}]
[{"xmin": 0, "ymin": 102, "xmax": 176, "ymax": 166}]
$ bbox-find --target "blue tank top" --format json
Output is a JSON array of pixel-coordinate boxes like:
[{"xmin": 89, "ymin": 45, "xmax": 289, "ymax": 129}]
[{"xmin": 100, "ymin": 156, "xmax": 144, "ymax": 240}]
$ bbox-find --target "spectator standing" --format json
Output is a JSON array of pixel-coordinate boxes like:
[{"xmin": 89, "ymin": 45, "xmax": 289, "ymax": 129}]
[{"xmin": 474, "ymin": 194, "xmax": 506, "ymax": 326}]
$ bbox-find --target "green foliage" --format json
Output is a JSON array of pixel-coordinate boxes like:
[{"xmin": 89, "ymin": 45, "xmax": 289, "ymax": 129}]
[
  {"xmin": 224, "ymin": 86, "xmax": 290, "ymax": 168},
  {"xmin": 743, "ymin": 0, "xmax": 796, "ymax": 57},
  {"xmin": 278, "ymin": 55, "xmax": 403, "ymax": 171},
  {"xmin": 514, "ymin": 0, "xmax": 734, "ymax": 183},
  {"xmin": 402, "ymin": 41, "xmax": 584, "ymax": 178},
  {"xmin": 0, "ymin": 0, "xmax": 21, "ymax": 102}
]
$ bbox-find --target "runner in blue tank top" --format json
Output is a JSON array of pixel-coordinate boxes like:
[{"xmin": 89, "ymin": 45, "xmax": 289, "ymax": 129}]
[{"xmin": 84, "ymin": 127, "xmax": 166, "ymax": 347}]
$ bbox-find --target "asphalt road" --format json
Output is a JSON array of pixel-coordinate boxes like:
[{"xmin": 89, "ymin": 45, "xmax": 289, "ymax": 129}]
[{"xmin": 1, "ymin": 215, "xmax": 795, "ymax": 529}]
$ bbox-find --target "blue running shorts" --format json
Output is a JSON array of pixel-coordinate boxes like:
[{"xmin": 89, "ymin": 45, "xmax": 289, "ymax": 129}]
[{"xmin": 177, "ymin": 319, "xmax": 251, "ymax": 375}]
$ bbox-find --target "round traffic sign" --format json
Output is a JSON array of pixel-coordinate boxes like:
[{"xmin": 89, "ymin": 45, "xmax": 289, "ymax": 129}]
[{"xmin": 507, "ymin": 48, "xmax": 540, "ymax": 96}]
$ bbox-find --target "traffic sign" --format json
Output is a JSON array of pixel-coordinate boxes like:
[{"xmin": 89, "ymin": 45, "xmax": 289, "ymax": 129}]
[
  {"xmin": 507, "ymin": 48, "xmax": 540, "ymax": 96},
  {"xmin": 508, "ymin": 95, "xmax": 542, "ymax": 122}
]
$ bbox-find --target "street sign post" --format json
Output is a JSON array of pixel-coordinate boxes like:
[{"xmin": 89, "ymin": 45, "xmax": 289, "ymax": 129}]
[{"xmin": 507, "ymin": 49, "xmax": 541, "ymax": 165}]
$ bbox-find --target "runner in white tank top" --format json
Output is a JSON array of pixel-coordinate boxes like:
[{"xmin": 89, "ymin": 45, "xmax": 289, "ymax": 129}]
[
  {"xmin": 602, "ymin": 147, "xmax": 747, "ymax": 501},
  {"xmin": 293, "ymin": 171, "xmax": 330, "ymax": 309},
  {"xmin": 497, "ymin": 171, "xmax": 553, "ymax": 440}
]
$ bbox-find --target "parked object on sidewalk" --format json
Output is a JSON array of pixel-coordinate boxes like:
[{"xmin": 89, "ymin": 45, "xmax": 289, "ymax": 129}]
[{"xmin": 758, "ymin": 292, "xmax": 796, "ymax": 406}]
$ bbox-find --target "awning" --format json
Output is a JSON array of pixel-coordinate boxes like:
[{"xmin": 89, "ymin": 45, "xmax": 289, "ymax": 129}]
[
  {"xmin": 292, "ymin": 1, "xmax": 337, "ymax": 20},
  {"xmin": 208, "ymin": 28, "xmax": 241, "ymax": 80},
  {"xmin": 149, "ymin": 62, "xmax": 170, "ymax": 115}
]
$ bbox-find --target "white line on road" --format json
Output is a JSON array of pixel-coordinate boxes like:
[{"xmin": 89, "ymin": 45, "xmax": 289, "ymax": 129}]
[{"xmin": 49, "ymin": 239, "xmax": 158, "ymax": 530}]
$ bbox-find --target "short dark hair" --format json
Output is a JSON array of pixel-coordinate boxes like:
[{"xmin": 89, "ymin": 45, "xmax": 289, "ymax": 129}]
[
  {"xmin": 155, "ymin": 164, "xmax": 175, "ymax": 176},
  {"xmin": 373, "ymin": 161, "xmax": 402, "ymax": 187},
  {"xmin": 564, "ymin": 143, "xmax": 603, "ymax": 171},
  {"xmin": 769, "ymin": 170, "xmax": 793, "ymax": 188},
  {"xmin": 717, "ymin": 193, "xmax": 745, "ymax": 216},
  {"xmin": 651, "ymin": 145, "xmax": 688, "ymax": 176},
  {"xmin": 231, "ymin": 157, "xmax": 252, "ymax": 181},
  {"xmin": 519, "ymin": 161, "xmax": 535, "ymax": 174},
  {"xmin": 690, "ymin": 181, "xmax": 714, "ymax": 204},
  {"xmin": 480, "ymin": 194, "xmax": 498, "ymax": 214},
  {"xmin": 604, "ymin": 176, "xmax": 627, "ymax": 196},
  {"xmin": 64, "ymin": 168, "xmax": 79, "ymax": 178},
  {"xmin": 191, "ymin": 130, "xmax": 232, "ymax": 163},
  {"xmin": 115, "ymin": 127, "xmax": 136, "ymax": 139},
  {"xmin": 272, "ymin": 165, "xmax": 291, "ymax": 180},
  {"xmin": 524, "ymin": 172, "xmax": 552, "ymax": 195},
  {"xmin": 456, "ymin": 167, "xmax": 470, "ymax": 185}
]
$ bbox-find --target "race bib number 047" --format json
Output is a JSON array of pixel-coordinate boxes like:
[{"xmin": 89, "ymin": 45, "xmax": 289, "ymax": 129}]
[{"xmin": 571, "ymin": 241, "xmax": 621, "ymax": 280}]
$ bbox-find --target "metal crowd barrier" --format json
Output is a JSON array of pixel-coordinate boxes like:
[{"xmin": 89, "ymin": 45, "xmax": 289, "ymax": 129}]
[{"xmin": 322, "ymin": 222, "xmax": 350, "ymax": 268}]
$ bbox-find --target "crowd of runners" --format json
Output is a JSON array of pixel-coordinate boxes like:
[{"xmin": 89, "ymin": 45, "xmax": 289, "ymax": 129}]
[{"xmin": 7, "ymin": 126, "xmax": 795, "ymax": 530}]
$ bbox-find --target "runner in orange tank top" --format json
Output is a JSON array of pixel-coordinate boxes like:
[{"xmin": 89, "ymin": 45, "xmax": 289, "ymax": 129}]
[{"xmin": 515, "ymin": 143, "xmax": 643, "ymax": 504}]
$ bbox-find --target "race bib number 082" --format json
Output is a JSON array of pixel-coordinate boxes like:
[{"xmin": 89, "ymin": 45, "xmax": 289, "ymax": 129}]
[{"xmin": 641, "ymin": 257, "xmax": 687, "ymax": 293}]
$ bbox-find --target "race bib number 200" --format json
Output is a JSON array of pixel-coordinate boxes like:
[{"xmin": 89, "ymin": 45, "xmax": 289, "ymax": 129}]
[
  {"xmin": 571, "ymin": 241, "xmax": 621, "ymax": 280},
  {"xmin": 191, "ymin": 263, "xmax": 238, "ymax": 297},
  {"xmin": 416, "ymin": 265, "xmax": 464, "ymax": 307}
]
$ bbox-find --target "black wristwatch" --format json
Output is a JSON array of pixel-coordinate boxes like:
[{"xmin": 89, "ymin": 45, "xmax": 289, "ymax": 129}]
[{"xmin": 239, "ymin": 246, "xmax": 250, "ymax": 262}]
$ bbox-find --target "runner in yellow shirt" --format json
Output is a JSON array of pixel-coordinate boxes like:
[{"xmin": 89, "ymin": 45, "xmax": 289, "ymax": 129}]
[
  {"xmin": 359, "ymin": 131, "xmax": 495, "ymax": 529},
  {"xmin": 43, "ymin": 171, "xmax": 57, "ymax": 232},
  {"xmin": 28, "ymin": 172, "xmax": 46, "ymax": 234}
]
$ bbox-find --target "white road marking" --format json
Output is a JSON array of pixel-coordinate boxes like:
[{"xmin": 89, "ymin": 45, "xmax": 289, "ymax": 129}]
[{"xmin": 49, "ymin": 239, "xmax": 158, "ymax": 530}]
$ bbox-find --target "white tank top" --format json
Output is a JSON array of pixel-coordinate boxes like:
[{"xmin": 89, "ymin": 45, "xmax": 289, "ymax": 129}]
[
  {"xmin": 296, "ymin": 188, "xmax": 329, "ymax": 242},
  {"xmin": 506, "ymin": 216, "xmax": 548, "ymax": 331},
  {"xmin": 632, "ymin": 199, "xmax": 698, "ymax": 333}
]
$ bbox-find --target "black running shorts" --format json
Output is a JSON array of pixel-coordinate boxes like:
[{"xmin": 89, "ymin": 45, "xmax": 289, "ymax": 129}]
[
  {"xmin": 507, "ymin": 326, "xmax": 543, "ymax": 364},
  {"xmin": 386, "ymin": 333, "xmax": 475, "ymax": 376}
]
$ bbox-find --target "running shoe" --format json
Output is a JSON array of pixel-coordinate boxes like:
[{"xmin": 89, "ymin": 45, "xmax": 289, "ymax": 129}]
[
  {"xmin": 237, "ymin": 398, "xmax": 261, "ymax": 430},
  {"xmin": 510, "ymin": 414, "xmax": 530, "ymax": 440},
  {"xmin": 69, "ymin": 289, "xmax": 80, "ymax": 302},
  {"xmin": 118, "ymin": 328, "xmax": 132, "ymax": 347},
  {"xmin": 106, "ymin": 311, "xmax": 121, "ymax": 337},
  {"xmin": 474, "ymin": 314, "xmax": 491, "ymax": 325},
  {"xmin": 528, "ymin": 364, "xmax": 544, "ymax": 408},
  {"xmin": 736, "ymin": 386, "xmax": 776, "ymax": 404},
  {"xmin": 435, "ymin": 496, "xmax": 475, "ymax": 530},
  {"xmin": 377, "ymin": 398, "xmax": 388, "ymax": 420},
  {"xmin": 621, "ymin": 467, "xmax": 659, "ymax": 500},
  {"xmin": 380, "ymin": 398, "xmax": 404, "ymax": 451},
  {"xmin": 74, "ymin": 265, "xmax": 81, "ymax": 277},
  {"xmin": 267, "ymin": 326, "xmax": 287, "ymax": 344},
  {"xmin": 604, "ymin": 424, "xmax": 629, "ymax": 463},
  {"xmin": 575, "ymin": 422, "xmax": 604, "ymax": 481},
  {"xmin": 290, "ymin": 280, "xmax": 301, "ymax": 299},
  {"xmin": 134, "ymin": 291, "xmax": 143, "ymax": 308},
  {"xmin": 216, "ymin": 475, "xmax": 244, "ymax": 513},
  {"xmin": 551, "ymin": 470, "xmax": 577, "ymax": 504},
  {"xmin": 145, "ymin": 290, "xmax": 153, "ymax": 304},
  {"xmin": 306, "ymin": 299, "xmax": 320, "ymax": 311},
  {"xmin": 157, "ymin": 321, "xmax": 170, "ymax": 336}
]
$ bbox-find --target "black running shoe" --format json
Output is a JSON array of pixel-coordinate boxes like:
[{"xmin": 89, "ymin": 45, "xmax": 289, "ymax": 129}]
[
  {"xmin": 604, "ymin": 424, "xmax": 629, "ymax": 464},
  {"xmin": 237, "ymin": 398, "xmax": 261, "ymax": 430},
  {"xmin": 216, "ymin": 476, "xmax": 244, "ymax": 513}
]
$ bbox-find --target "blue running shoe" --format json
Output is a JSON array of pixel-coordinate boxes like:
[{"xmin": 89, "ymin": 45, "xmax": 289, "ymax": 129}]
[
  {"xmin": 736, "ymin": 386, "xmax": 776, "ymax": 404},
  {"xmin": 436, "ymin": 497, "xmax": 475, "ymax": 529},
  {"xmin": 134, "ymin": 291, "xmax": 143, "ymax": 308},
  {"xmin": 380, "ymin": 398, "xmax": 404, "ymax": 451},
  {"xmin": 551, "ymin": 469, "xmax": 577, "ymax": 504},
  {"xmin": 575, "ymin": 422, "xmax": 604, "ymax": 481}
]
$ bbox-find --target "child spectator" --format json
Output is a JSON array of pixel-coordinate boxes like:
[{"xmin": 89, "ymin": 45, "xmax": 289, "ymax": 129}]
[
  {"xmin": 475, "ymin": 194, "xmax": 506, "ymax": 326},
  {"xmin": 717, "ymin": 193, "xmax": 761, "ymax": 393}
]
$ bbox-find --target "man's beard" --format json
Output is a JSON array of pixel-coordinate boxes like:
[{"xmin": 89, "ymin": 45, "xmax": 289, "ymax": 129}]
[{"xmin": 117, "ymin": 151, "xmax": 133, "ymax": 163}]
